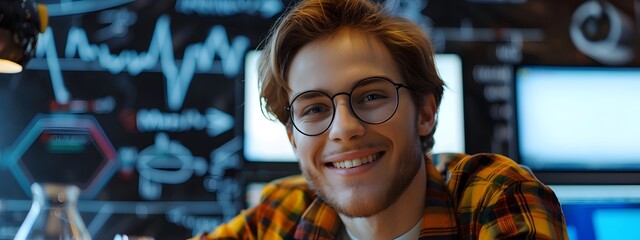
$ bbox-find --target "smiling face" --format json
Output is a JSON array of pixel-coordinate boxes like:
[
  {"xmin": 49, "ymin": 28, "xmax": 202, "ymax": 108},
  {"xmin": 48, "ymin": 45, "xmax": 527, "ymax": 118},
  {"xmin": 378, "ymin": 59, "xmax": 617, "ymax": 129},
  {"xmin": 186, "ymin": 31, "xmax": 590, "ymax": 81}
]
[{"xmin": 286, "ymin": 28, "xmax": 436, "ymax": 217}]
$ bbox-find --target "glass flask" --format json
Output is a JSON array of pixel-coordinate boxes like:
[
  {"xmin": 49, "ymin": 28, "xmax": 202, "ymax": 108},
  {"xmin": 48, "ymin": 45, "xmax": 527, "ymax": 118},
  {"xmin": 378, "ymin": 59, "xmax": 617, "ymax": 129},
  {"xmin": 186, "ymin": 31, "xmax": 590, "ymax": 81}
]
[{"xmin": 14, "ymin": 183, "xmax": 91, "ymax": 240}]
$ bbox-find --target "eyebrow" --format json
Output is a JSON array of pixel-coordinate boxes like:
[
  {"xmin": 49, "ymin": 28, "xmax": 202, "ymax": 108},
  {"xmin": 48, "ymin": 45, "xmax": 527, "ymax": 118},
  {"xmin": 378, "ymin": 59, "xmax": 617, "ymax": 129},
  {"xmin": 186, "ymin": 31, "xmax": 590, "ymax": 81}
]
[
  {"xmin": 296, "ymin": 91, "xmax": 327, "ymax": 100},
  {"xmin": 290, "ymin": 87, "xmax": 331, "ymax": 102},
  {"xmin": 356, "ymin": 77, "xmax": 387, "ymax": 88},
  {"xmin": 289, "ymin": 76, "xmax": 394, "ymax": 100}
]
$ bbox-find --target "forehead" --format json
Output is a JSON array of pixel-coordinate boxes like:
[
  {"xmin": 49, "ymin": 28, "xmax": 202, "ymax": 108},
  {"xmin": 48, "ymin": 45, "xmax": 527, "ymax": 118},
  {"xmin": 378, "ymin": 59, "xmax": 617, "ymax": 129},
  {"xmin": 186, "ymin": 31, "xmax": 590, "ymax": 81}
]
[{"xmin": 286, "ymin": 28, "xmax": 402, "ymax": 98}]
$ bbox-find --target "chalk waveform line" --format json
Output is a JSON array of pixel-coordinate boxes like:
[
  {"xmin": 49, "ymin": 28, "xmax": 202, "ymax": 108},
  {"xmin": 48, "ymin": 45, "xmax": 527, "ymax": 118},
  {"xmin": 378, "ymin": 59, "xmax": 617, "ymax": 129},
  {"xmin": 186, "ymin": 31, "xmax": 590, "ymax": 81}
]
[
  {"xmin": 43, "ymin": 0, "xmax": 134, "ymax": 16},
  {"xmin": 35, "ymin": 14, "xmax": 251, "ymax": 110}
]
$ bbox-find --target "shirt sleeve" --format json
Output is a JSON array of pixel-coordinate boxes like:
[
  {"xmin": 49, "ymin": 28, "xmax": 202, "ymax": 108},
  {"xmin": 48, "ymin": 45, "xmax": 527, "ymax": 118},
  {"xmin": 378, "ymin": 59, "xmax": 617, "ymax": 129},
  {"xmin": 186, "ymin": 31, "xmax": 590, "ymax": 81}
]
[
  {"xmin": 444, "ymin": 153, "xmax": 569, "ymax": 239},
  {"xmin": 478, "ymin": 180, "xmax": 569, "ymax": 240},
  {"xmin": 189, "ymin": 207, "xmax": 257, "ymax": 240},
  {"xmin": 193, "ymin": 175, "xmax": 310, "ymax": 240}
]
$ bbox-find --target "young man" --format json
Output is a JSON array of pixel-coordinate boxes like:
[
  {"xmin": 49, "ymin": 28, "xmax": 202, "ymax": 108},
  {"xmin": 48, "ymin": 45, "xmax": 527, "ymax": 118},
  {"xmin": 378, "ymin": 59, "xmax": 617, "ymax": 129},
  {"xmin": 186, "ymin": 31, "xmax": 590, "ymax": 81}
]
[{"xmin": 200, "ymin": 0, "xmax": 568, "ymax": 239}]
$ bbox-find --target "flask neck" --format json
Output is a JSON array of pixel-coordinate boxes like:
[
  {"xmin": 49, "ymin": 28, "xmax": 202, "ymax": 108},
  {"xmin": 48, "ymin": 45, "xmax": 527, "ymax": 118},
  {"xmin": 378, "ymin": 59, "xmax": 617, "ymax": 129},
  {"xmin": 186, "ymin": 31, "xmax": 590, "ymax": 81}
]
[
  {"xmin": 32, "ymin": 183, "xmax": 80, "ymax": 207},
  {"xmin": 16, "ymin": 182, "xmax": 91, "ymax": 240}
]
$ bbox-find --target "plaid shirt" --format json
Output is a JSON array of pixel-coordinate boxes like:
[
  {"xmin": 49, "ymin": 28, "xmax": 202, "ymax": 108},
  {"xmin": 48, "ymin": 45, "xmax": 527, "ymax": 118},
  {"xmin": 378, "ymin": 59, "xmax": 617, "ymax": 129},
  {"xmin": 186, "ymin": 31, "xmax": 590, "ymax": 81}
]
[{"xmin": 198, "ymin": 153, "xmax": 568, "ymax": 239}]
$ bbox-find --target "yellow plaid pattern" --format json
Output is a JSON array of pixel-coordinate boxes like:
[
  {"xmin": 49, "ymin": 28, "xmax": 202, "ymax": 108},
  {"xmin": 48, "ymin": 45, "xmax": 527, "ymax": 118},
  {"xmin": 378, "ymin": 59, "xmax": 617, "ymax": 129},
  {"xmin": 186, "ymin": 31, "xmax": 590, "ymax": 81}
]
[{"xmin": 197, "ymin": 153, "xmax": 568, "ymax": 239}]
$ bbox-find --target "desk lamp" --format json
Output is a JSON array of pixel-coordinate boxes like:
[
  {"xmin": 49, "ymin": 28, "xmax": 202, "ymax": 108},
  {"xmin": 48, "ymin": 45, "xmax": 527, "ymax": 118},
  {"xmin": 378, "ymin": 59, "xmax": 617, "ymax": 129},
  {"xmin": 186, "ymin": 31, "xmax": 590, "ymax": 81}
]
[{"xmin": 0, "ymin": 0, "xmax": 47, "ymax": 73}]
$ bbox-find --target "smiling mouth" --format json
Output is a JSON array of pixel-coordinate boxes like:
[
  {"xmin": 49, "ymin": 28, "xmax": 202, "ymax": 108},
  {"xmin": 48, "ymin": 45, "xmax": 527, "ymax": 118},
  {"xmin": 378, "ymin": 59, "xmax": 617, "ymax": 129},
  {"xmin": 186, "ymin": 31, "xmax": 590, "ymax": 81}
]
[{"xmin": 328, "ymin": 152, "xmax": 384, "ymax": 169}]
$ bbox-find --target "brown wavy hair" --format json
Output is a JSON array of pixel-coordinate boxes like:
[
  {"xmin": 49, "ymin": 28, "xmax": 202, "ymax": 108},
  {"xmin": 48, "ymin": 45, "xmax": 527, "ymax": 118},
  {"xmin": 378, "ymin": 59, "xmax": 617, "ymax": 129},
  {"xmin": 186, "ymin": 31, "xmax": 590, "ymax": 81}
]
[{"xmin": 258, "ymin": 0, "xmax": 444, "ymax": 152}]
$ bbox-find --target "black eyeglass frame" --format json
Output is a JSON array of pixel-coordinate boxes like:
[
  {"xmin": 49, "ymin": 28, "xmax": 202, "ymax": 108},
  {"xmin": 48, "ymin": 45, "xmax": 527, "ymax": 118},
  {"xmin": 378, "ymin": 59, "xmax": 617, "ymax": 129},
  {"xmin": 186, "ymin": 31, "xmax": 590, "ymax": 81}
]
[{"xmin": 285, "ymin": 77, "xmax": 412, "ymax": 136}]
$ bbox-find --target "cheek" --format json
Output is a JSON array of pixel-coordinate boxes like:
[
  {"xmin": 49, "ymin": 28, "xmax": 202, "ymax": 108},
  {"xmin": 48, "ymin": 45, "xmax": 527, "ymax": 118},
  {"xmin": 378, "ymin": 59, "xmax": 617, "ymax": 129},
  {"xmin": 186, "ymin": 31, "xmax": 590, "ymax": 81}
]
[
  {"xmin": 389, "ymin": 107, "xmax": 418, "ymax": 131},
  {"xmin": 384, "ymin": 108, "xmax": 421, "ymax": 144},
  {"xmin": 292, "ymin": 133, "xmax": 322, "ymax": 164}
]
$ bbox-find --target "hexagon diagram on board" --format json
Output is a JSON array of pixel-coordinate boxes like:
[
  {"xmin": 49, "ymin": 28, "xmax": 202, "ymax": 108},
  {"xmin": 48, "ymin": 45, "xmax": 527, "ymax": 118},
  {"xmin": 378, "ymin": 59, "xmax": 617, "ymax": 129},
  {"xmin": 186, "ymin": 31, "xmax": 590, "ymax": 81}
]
[{"xmin": 5, "ymin": 114, "xmax": 117, "ymax": 199}]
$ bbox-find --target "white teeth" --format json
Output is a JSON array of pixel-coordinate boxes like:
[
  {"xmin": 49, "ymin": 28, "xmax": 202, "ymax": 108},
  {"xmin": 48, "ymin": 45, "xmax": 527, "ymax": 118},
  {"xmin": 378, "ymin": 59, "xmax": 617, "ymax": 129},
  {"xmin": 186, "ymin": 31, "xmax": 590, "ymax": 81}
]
[
  {"xmin": 344, "ymin": 161, "xmax": 353, "ymax": 168},
  {"xmin": 331, "ymin": 153, "xmax": 379, "ymax": 169},
  {"xmin": 352, "ymin": 158, "xmax": 362, "ymax": 167}
]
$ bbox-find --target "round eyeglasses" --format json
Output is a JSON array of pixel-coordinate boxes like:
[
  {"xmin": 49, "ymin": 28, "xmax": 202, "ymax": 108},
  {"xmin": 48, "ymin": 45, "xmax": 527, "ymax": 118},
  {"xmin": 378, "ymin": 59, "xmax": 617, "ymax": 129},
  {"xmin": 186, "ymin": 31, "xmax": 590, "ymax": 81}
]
[{"xmin": 285, "ymin": 77, "xmax": 412, "ymax": 136}]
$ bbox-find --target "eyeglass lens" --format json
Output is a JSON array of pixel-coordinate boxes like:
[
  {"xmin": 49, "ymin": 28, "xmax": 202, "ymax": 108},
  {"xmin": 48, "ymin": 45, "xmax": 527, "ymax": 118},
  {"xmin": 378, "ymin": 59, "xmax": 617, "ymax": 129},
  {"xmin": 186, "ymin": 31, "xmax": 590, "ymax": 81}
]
[{"xmin": 289, "ymin": 77, "xmax": 401, "ymax": 136}]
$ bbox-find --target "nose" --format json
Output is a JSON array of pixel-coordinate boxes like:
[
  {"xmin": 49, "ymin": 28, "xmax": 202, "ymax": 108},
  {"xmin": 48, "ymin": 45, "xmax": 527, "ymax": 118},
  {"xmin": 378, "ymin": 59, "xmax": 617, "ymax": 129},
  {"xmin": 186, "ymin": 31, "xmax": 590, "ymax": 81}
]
[{"xmin": 328, "ymin": 96, "xmax": 365, "ymax": 142}]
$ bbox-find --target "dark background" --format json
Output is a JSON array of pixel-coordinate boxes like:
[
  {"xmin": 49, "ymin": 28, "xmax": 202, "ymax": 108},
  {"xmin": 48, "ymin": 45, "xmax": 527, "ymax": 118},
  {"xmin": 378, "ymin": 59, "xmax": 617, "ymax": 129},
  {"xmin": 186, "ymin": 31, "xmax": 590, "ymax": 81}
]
[{"xmin": 1, "ymin": 0, "xmax": 639, "ymax": 239}]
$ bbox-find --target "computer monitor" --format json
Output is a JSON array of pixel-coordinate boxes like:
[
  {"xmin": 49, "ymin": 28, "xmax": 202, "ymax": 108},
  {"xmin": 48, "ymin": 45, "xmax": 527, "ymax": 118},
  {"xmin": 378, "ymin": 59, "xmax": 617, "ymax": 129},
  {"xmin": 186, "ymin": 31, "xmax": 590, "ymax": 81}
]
[
  {"xmin": 243, "ymin": 51, "xmax": 465, "ymax": 162},
  {"xmin": 549, "ymin": 185, "xmax": 640, "ymax": 240},
  {"xmin": 515, "ymin": 66, "xmax": 640, "ymax": 171}
]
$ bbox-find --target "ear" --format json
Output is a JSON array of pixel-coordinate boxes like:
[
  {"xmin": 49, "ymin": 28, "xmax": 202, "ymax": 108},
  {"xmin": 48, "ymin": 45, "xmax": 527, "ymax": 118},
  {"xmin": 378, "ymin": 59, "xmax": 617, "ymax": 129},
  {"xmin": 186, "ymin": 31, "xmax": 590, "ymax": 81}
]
[{"xmin": 417, "ymin": 94, "xmax": 437, "ymax": 137}]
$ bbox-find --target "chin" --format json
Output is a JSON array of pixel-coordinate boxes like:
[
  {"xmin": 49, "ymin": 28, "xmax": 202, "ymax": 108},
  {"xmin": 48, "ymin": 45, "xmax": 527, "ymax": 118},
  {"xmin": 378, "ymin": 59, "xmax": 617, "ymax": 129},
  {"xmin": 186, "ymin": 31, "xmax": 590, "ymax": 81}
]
[
  {"xmin": 331, "ymin": 189, "xmax": 394, "ymax": 218},
  {"xmin": 308, "ymin": 176, "xmax": 400, "ymax": 218}
]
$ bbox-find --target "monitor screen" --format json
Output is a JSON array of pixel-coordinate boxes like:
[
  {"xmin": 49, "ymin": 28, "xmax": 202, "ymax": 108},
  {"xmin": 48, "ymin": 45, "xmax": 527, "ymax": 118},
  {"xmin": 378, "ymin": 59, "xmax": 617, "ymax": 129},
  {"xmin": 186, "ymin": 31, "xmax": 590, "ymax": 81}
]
[
  {"xmin": 243, "ymin": 52, "xmax": 465, "ymax": 162},
  {"xmin": 549, "ymin": 185, "xmax": 640, "ymax": 240},
  {"xmin": 515, "ymin": 66, "xmax": 640, "ymax": 170}
]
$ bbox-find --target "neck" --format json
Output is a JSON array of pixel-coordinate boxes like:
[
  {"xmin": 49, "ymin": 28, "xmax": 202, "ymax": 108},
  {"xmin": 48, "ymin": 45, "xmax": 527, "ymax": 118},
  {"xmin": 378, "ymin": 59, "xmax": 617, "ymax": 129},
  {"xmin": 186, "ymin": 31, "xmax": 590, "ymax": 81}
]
[{"xmin": 339, "ymin": 158, "xmax": 427, "ymax": 240}]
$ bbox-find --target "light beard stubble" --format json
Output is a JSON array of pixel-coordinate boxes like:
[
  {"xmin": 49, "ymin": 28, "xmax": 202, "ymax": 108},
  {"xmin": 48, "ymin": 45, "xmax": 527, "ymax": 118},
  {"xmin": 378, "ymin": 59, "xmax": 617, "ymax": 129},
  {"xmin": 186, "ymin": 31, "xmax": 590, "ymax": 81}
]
[{"xmin": 301, "ymin": 135, "xmax": 424, "ymax": 218}]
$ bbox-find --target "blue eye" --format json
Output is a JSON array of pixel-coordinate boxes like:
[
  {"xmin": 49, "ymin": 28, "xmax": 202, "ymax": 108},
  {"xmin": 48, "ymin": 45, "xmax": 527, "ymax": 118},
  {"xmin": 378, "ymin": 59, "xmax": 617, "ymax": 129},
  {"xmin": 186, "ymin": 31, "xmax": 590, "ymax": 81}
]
[
  {"xmin": 356, "ymin": 91, "xmax": 389, "ymax": 105},
  {"xmin": 363, "ymin": 94, "xmax": 386, "ymax": 102},
  {"xmin": 302, "ymin": 105, "xmax": 330, "ymax": 116}
]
